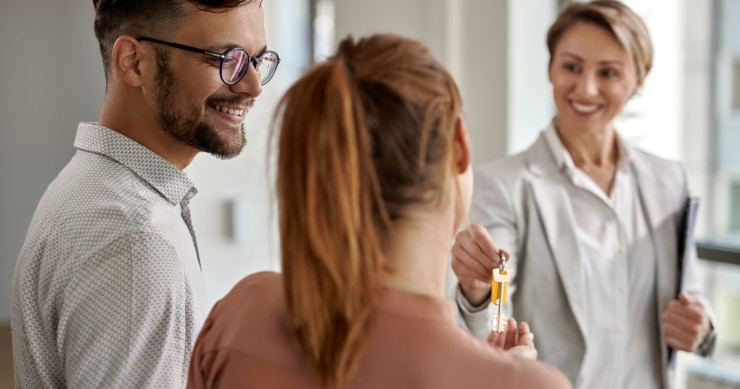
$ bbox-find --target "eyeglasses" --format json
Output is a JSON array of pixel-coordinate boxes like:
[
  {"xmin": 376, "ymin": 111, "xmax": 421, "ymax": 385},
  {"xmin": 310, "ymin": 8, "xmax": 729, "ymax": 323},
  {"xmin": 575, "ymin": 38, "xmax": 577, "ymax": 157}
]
[{"xmin": 137, "ymin": 36, "xmax": 280, "ymax": 86}]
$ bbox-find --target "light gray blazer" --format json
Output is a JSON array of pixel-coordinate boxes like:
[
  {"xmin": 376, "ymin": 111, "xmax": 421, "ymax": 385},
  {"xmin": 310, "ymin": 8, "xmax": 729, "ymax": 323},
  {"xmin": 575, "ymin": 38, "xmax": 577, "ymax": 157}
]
[{"xmin": 456, "ymin": 130, "xmax": 715, "ymax": 386}]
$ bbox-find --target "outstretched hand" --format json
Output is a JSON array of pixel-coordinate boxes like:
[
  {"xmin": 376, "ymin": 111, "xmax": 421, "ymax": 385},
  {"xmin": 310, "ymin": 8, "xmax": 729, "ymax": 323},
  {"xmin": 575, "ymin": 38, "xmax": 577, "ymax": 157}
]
[{"xmin": 487, "ymin": 318, "xmax": 537, "ymax": 360}]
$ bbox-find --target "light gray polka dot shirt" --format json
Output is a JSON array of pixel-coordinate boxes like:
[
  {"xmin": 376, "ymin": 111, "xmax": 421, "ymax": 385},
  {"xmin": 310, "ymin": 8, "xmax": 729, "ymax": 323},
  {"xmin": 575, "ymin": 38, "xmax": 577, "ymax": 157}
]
[{"xmin": 12, "ymin": 123, "xmax": 209, "ymax": 388}]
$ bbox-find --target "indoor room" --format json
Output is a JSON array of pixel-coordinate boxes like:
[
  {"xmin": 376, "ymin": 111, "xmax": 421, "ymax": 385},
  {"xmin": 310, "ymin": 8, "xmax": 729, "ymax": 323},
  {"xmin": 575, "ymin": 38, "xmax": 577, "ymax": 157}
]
[{"xmin": 1, "ymin": 0, "xmax": 739, "ymax": 388}]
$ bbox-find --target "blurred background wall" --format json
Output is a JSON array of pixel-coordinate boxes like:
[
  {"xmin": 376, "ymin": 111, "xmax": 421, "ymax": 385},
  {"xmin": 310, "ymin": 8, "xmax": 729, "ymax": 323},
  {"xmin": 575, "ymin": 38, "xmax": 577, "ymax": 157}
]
[{"xmin": 0, "ymin": 0, "xmax": 105, "ymax": 328}]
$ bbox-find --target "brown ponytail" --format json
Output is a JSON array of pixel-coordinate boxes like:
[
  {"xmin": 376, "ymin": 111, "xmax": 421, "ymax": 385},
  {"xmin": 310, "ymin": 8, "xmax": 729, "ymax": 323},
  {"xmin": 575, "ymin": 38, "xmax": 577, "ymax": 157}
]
[{"xmin": 274, "ymin": 34, "xmax": 462, "ymax": 387}]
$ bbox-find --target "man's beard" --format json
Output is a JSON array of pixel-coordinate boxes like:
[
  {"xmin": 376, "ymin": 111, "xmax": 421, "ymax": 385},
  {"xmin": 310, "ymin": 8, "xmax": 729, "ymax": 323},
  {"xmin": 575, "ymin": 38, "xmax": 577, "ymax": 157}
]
[{"xmin": 153, "ymin": 50, "xmax": 248, "ymax": 159}]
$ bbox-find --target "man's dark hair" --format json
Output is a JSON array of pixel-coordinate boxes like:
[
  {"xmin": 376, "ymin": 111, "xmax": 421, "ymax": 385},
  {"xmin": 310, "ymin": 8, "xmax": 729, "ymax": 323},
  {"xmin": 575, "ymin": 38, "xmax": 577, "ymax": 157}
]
[{"xmin": 92, "ymin": 0, "xmax": 258, "ymax": 82}]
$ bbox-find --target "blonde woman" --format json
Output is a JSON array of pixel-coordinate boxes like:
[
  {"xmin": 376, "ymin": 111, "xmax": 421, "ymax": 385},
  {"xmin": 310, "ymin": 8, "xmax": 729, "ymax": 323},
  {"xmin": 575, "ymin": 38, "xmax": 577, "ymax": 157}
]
[{"xmin": 451, "ymin": 1, "xmax": 716, "ymax": 388}]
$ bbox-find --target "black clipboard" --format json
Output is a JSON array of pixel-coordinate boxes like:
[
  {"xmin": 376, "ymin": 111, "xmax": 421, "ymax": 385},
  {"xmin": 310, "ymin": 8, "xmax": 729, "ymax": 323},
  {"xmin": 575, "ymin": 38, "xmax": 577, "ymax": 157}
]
[
  {"xmin": 668, "ymin": 196, "xmax": 700, "ymax": 367},
  {"xmin": 676, "ymin": 196, "xmax": 700, "ymax": 297}
]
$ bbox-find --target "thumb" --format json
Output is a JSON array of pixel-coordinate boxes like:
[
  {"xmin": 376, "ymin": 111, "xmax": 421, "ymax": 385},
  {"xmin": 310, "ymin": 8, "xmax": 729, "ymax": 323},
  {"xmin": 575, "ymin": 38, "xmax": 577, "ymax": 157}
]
[{"xmin": 678, "ymin": 292, "xmax": 692, "ymax": 305}]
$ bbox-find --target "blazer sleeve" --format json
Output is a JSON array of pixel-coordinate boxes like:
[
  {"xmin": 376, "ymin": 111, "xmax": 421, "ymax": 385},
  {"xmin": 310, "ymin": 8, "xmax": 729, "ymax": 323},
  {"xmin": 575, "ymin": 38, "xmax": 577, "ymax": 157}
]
[{"xmin": 454, "ymin": 161, "xmax": 523, "ymax": 340}]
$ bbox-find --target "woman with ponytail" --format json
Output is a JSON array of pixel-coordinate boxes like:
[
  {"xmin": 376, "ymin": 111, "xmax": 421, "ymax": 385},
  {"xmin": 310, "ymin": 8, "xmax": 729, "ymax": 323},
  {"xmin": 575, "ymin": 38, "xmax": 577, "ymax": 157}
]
[{"xmin": 188, "ymin": 34, "xmax": 571, "ymax": 388}]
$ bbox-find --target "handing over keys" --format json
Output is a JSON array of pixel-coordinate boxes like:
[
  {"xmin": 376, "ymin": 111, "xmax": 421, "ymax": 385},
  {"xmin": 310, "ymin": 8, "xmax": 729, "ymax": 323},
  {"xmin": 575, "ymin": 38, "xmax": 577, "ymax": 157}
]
[
  {"xmin": 491, "ymin": 249, "xmax": 512, "ymax": 333},
  {"xmin": 452, "ymin": 225, "xmax": 537, "ymax": 359}
]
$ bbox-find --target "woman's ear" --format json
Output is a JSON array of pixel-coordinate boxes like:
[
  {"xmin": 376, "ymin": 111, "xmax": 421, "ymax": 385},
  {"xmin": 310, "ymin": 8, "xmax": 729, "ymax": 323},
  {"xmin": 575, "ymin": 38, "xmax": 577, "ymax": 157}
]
[
  {"xmin": 632, "ymin": 77, "xmax": 644, "ymax": 98},
  {"xmin": 454, "ymin": 115, "xmax": 472, "ymax": 175},
  {"xmin": 110, "ymin": 35, "xmax": 148, "ymax": 87}
]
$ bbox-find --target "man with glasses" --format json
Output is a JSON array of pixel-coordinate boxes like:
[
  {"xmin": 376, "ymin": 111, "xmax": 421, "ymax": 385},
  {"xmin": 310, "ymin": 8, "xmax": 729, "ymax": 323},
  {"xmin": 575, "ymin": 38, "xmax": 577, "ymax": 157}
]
[{"xmin": 11, "ymin": 0, "xmax": 279, "ymax": 387}]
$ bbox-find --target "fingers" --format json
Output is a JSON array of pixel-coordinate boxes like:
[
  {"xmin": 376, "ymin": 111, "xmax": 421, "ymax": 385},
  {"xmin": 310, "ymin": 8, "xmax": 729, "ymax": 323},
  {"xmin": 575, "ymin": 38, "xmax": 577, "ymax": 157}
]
[
  {"xmin": 505, "ymin": 321, "xmax": 538, "ymax": 360},
  {"xmin": 451, "ymin": 242, "xmax": 490, "ymax": 281},
  {"xmin": 662, "ymin": 299, "xmax": 705, "ymax": 329},
  {"xmin": 513, "ymin": 321, "xmax": 534, "ymax": 349},
  {"xmin": 678, "ymin": 292, "xmax": 695, "ymax": 305},
  {"xmin": 662, "ymin": 294, "xmax": 711, "ymax": 352},
  {"xmin": 451, "ymin": 224, "xmax": 505, "ymax": 282},
  {"xmin": 518, "ymin": 332, "xmax": 534, "ymax": 348},
  {"xmin": 487, "ymin": 319, "xmax": 533, "ymax": 349},
  {"xmin": 487, "ymin": 330, "xmax": 505, "ymax": 349},
  {"xmin": 504, "ymin": 318, "xmax": 518, "ymax": 349},
  {"xmin": 467, "ymin": 223, "xmax": 501, "ymax": 260},
  {"xmin": 518, "ymin": 321, "xmax": 531, "ymax": 335},
  {"xmin": 487, "ymin": 319, "xmax": 539, "ymax": 361},
  {"xmin": 486, "ymin": 318, "xmax": 517, "ymax": 350},
  {"xmin": 662, "ymin": 307, "xmax": 703, "ymax": 328},
  {"xmin": 663, "ymin": 321, "xmax": 696, "ymax": 352}
]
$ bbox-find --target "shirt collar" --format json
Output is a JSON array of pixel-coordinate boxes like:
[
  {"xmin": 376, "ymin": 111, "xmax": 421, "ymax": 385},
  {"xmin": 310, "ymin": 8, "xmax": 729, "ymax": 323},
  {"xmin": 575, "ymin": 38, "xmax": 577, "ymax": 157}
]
[
  {"xmin": 543, "ymin": 120, "xmax": 632, "ymax": 176},
  {"xmin": 543, "ymin": 121, "xmax": 574, "ymax": 174},
  {"xmin": 74, "ymin": 122, "xmax": 196, "ymax": 205}
]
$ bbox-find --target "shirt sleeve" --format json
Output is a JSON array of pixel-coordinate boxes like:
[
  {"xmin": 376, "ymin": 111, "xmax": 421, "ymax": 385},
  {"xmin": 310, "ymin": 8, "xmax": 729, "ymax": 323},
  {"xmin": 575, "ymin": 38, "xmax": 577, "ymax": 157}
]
[
  {"xmin": 454, "ymin": 284, "xmax": 497, "ymax": 340},
  {"xmin": 58, "ymin": 231, "xmax": 189, "ymax": 388}
]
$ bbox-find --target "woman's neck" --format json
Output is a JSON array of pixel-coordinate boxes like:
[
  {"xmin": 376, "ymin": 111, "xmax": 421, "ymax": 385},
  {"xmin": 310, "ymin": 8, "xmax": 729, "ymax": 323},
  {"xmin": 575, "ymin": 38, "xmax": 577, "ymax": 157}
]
[
  {"xmin": 555, "ymin": 122, "xmax": 620, "ymax": 194},
  {"xmin": 555, "ymin": 122, "xmax": 618, "ymax": 167},
  {"xmin": 381, "ymin": 212, "xmax": 456, "ymax": 299}
]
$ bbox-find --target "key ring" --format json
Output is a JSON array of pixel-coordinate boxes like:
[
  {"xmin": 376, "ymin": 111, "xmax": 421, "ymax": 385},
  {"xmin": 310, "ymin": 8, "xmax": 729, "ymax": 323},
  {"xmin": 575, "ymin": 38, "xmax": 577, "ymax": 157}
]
[{"xmin": 497, "ymin": 249, "xmax": 510, "ymax": 271}]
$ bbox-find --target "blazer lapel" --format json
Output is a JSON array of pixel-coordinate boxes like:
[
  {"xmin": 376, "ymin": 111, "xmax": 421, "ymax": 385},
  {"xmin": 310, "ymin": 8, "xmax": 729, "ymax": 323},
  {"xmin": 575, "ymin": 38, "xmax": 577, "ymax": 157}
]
[{"xmin": 526, "ymin": 136, "xmax": 589, "ymax": 336}]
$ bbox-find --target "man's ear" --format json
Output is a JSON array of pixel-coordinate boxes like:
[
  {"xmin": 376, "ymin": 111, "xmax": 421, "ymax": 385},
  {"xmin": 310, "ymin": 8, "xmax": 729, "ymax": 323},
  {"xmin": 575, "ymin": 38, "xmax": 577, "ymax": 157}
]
[
  {"xmin": 454, "ymin": 115, "xmax": 472, "ymax": 175},
  {"xmin": 110, "ymin": 35, "xmax": 149, "ymax": 87}
]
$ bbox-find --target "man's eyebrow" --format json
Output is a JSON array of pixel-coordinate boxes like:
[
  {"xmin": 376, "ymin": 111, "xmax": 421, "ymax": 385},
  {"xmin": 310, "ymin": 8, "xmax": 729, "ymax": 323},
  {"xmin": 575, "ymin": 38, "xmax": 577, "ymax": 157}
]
[
  {"xmin": 199, "ymin": 42, "xmax": 229, "ymax": 53},
  {"xmin": 206, "ymin": 43, "xmax": 269, "ymax": 55}
]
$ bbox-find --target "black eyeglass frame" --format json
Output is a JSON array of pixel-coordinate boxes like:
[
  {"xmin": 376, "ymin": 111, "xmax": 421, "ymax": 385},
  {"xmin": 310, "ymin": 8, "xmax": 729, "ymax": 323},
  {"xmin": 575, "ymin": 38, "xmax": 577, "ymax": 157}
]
[{"xmin": 137, "ymin": 36, "xmax": 280, "ymax": 86}]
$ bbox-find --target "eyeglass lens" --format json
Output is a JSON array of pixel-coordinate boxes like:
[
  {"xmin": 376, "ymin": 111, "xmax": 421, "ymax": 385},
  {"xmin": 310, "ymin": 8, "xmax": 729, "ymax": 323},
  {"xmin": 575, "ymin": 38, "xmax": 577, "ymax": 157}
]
[
  {"xmin": 222, "ymin": 49, "xmax": 279, "ymax": 86},
  {"xmin": 222, "ymin": 49, "xmax": 250, "ymax": 85}
]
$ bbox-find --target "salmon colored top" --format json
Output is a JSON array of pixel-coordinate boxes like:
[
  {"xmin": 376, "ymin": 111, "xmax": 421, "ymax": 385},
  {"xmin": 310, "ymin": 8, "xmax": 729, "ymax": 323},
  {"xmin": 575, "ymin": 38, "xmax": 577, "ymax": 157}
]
[{"xmin": 188, "ymin": 271, "xmax": 571, "ymax": 389}]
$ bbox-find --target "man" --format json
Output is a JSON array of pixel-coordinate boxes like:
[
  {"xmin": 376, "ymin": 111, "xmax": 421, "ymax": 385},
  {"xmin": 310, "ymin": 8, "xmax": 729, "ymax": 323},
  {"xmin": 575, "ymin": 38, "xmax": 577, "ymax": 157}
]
[{"xmin": 11, "ymin": 0, "xmax": 279, "ymax": 387}]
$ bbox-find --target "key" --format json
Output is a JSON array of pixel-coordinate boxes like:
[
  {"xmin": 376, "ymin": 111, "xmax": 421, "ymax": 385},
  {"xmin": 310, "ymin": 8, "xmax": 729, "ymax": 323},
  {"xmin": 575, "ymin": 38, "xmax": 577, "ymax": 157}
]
[
  {"xmin": 491, "ymin": 268, "xmax": 512, "ymax": 333},
  {"xmin": 490, "ymin": 250, "xmax": 512, "ymax": 333},
  {"xmin": 491, "ymin": 268, "xmax": 511, "ymax": 306}
]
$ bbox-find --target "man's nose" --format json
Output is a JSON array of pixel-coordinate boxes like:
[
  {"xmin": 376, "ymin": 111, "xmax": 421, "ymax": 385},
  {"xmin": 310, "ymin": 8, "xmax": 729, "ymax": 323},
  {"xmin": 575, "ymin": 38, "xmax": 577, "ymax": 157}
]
[{"xmin": 230, "ymin": 63, "xmax": 263, "ymax": 97}]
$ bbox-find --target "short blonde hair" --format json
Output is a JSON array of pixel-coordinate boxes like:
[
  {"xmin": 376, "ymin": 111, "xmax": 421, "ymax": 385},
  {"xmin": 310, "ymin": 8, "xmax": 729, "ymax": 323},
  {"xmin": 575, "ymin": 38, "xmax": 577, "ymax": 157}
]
[{"xmin": 547, "ymin": 0, "xmax": 653, "ymax": 80}]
